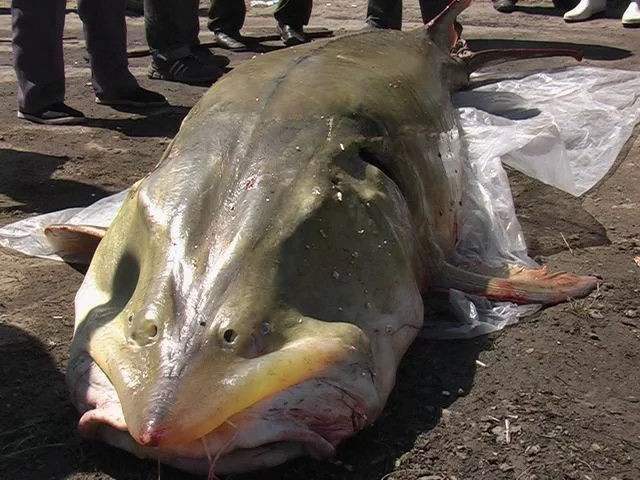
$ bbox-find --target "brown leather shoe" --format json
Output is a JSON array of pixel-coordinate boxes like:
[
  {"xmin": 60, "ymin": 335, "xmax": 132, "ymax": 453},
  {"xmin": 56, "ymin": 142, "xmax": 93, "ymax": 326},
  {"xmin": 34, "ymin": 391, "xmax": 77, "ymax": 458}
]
[{"xmin": 277, "ymin": 23, "xmax": 307, "ymax": 46}]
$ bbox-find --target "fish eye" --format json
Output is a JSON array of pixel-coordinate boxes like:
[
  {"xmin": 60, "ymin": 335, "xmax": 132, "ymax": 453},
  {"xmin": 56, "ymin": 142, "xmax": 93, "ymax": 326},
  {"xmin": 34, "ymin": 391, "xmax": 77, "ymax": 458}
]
[{"xmin": 222, "ymin": 329, "xmax": 237, "ymax": 344}]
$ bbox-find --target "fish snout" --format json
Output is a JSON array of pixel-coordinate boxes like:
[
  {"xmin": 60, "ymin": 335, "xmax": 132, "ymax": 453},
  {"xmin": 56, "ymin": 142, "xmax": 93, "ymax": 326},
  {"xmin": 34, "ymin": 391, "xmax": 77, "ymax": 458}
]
[{"xmin": 137, "ymin": 424, "xmax": 167, "ymax": 447}]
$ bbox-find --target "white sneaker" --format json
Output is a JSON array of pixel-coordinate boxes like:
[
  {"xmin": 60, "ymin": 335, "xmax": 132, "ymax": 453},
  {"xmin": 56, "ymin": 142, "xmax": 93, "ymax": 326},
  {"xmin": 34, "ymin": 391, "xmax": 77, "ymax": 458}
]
[
  {"xmin": 563, "ymin": 0, "xmax": 606, "ymax": 21},
  {"xmin": 622, "ymin": 0, "xmax": 640, "ymax": 26}
]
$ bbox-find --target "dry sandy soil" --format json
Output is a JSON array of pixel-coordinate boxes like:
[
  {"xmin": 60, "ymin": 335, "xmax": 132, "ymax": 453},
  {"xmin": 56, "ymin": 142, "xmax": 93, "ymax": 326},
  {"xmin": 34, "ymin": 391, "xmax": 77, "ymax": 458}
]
[{"xmin": 1, "ymin": 1, "xmax": 639, "ymax": 479}]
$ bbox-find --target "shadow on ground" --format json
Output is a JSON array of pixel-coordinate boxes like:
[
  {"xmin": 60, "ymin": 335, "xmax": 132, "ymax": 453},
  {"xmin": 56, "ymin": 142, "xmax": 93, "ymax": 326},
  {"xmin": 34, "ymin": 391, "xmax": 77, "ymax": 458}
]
[
  {"xmin": 0, "ymin": 148, "xmax": 113, "ymax": 215},
  {"xmin": 0, "ymin": 324, "xmax": 77, "ymax": 479},
  {"xmin": 466, "ymin": 38, "xmax": 632, "ymax": 62},
  {"xmin": 85, "ymin": 105, "xmax": 191, "ymax": 138},
  {"xmin": 507, "ymin": 168, "xmax": 610, "ymax": 258}
]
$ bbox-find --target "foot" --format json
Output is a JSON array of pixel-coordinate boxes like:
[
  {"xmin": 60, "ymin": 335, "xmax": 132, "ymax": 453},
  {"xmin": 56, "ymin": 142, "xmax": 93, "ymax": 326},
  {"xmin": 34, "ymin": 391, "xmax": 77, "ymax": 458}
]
[
  {"xmin": 96, "ymin": 86, "xmax": 168, "ymax": 108},
  {"xmin": 18, "ymin": 102, "xmax": 85, "ymax": 125},
  {"xmin": 493, "ymin": 0, "xmax": 517, "ymax": 12},
  {"xmin": 148, "ymin": 55, "xmax": 223, "ymax": 84},
  {"xmin": 563, "ymin": 0, "xmax": 606, "ymax": 21},
  {"xmin": 622, "ymin": 0, "xmax": 640, "ymax": 26},
  {"xmin": 213, "ymin": 31, "xmax": 248, "ymax": 51},
  {"xmin": 277, "ymin": 23, "xmax": 307, "ymax": 46},
  {"xmin": 190, "ymin": 45, "xmax": 230, "ymax": 68}
]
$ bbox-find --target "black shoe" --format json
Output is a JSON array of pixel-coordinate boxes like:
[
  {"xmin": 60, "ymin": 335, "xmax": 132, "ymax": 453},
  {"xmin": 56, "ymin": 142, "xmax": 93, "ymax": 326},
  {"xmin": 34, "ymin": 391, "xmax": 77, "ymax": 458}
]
[
  {"xmin": 190, "ymin": 45, "xmax": 230, "ymax": 68},
  {"xmin": 277, "ymin": 23, "xmax": 307, "ymax": 46},
  {"xmin": 213, "ymin": 31, "xmax": 248, "ymax": 51},
  {"xmin": 493, "ymin": 0, "xmax": 517, "ymax": 12},
  {"xmin": 148, "ymin": 55, "xmax": 223, "ymax": 85},
  {"xmin": 18, "ymin": 102, "xmax": 85, "ymax": 125},
  {"xmin": 96, "ymin": 86, "xmax": 168, "ymax": 108}
]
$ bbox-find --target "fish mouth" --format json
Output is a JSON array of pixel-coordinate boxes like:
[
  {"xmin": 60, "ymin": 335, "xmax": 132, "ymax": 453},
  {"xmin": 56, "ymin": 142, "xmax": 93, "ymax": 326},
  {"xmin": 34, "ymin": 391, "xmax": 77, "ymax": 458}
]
[{"xmin": 67, "ymin": 352, "xmax": 370, "ymax": 475}]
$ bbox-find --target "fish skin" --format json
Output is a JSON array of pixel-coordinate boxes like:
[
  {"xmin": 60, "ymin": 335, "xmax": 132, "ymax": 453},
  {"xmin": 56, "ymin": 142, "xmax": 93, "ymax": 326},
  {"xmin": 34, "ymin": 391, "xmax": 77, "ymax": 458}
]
[{"xmin": 63, "ymin": 24, "xmax": 595, "ymax": 474}]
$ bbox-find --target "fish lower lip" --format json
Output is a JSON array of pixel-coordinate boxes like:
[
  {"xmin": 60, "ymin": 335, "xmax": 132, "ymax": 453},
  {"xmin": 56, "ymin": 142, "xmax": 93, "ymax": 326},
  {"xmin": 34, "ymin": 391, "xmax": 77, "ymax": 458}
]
[
  {"xmin": 78, "ymin": 406, "xmax": 338, "ymax": 475},
  {"xmin": 71, "ymin": 356, "xmax": 362, "ymax": 473}
]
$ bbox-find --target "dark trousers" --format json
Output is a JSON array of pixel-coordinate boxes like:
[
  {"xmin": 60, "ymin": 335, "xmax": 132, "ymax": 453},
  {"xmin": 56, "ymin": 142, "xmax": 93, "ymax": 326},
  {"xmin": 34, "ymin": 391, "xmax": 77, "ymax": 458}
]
[
  {"xmin": 143, "ymin": 0, "xmax": 200, "ymax": 61},
  {"xmin": 11, "ymin": 0, "xmax": 138, "ymax": 113},
  {"xmin": 208, "ymin": 0, "xmax": 313, "ymax": 33},
  {"xmin": 365, "ymin": 0, "xmax": 448, "ymax": 29}
]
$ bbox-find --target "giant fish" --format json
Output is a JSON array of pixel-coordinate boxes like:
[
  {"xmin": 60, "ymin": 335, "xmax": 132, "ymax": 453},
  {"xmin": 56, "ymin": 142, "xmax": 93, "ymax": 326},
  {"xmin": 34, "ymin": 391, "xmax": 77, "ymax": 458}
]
[{"xmin": 44, "ymin": 0, "xmax": 597, "ymax": 475}]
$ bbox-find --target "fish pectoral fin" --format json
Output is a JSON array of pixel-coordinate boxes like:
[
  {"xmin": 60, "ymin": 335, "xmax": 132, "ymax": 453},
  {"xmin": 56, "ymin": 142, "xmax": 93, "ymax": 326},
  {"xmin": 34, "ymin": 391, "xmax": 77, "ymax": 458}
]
[
  {"xmin": 44, "ymin": 224, "xmax": 107, "ymax": 264},
  {"xmin": 434, "ymin": 262, "xmax": 599, "ymax": 305}
]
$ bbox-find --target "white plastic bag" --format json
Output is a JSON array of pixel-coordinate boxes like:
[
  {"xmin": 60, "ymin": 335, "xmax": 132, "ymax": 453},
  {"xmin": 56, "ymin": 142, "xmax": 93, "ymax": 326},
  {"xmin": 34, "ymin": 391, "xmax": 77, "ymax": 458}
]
[
  {"xmin": 457, "ymin": 66, "xmax": 640, "ymax": 196},
  {"xmin": 425, "ymin": 66, "xmax": 640, "ymax": 338}
]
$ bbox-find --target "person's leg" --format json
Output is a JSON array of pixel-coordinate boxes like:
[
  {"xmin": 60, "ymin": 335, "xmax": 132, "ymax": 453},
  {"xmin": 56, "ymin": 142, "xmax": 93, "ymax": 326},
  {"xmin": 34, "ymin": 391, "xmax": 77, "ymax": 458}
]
[
  {"xmin": 418, "ymin": 0, "xmax": 450, "ymax": 23},
  {"xmin": 77, "ymin": 0, "xmax": 166, "ymax": 106},
  {"xmin": 273, "ymin": 0, "xmax": 312, "ymax": 46},
  {"xmin": 12, "ymin": 0, "xmax": 84, "ymax": 124},
  {"xmin": 208, "ymin": 0, "xmax": 248, "ymax": 51},
  {"xmin": 144, "ymin": 0, "xmax": 197, "ymax": 61},
  {"xmin": 11, "ymin": 0, "xmax": 66, "ymax": 113},
  {"xmin": 77, "ymin": 0, "xmax": 138, "ymax": 97},
  {"xmin": 208, "ymin": 0, "xmax": 246, "ymax": 34},
  {"xmin": 365, "ymin": 0, "xmax": 402, "ymax": 30},
  {"xmin": 273, "ymin": 0, "xmax": 313, "ymax": 28},
  {"xmin": 143, "ymin": 0, "xmax": 222, "ymax": 83}
]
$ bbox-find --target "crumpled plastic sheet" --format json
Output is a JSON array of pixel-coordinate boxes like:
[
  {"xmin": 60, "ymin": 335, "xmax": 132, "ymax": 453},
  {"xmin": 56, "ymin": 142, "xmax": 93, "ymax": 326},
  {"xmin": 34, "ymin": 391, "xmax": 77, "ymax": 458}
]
[
  {"xmin": 250, "ymin": 0, "xmax": 279, "ymax": 7},
  {"xmin": 1, "ymin": 66, "xmax": 639, "ymax": 339},
  {"xmin": 0, "ymin": 190, "xmax": 128, "ymax": 261}
]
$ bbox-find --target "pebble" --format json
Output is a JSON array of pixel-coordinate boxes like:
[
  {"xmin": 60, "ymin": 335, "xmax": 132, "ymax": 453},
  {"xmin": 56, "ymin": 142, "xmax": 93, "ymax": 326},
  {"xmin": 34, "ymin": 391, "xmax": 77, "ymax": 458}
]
[
  {"xmin": 589, "ymin": 309, "xmax": 604, "ymax": 319},
  {"xmin": 499, "ymin": 463, "xmax": 514, "ymax": 472},
  {"xmin": 624, "ymin": 309, "xmax": 637, "ymax": 318},
  {"xmin": 588, "ymin": 332, "xmax": 600, "ymax": 340},
  {"xmin": 590, "ymin": 442, "xmax": 603, "ymax": 452},
  {"xmin": 525, "ymin": 444, "xmax": 541, "ymax": 456}
]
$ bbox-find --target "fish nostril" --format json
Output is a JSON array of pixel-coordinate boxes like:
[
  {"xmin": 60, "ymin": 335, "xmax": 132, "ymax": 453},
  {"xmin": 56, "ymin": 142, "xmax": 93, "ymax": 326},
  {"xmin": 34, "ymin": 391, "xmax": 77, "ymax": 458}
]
[
  {"xmin": 222, "ymin": 328, "xmax": 237, "ymax": 344},
  {"xmin": 145, "ymin": 322, "xmax": 159, "ymax": 339},
  {"xmin": 128, "ymin": 312, "xmax": 159, "ymax": 345}
]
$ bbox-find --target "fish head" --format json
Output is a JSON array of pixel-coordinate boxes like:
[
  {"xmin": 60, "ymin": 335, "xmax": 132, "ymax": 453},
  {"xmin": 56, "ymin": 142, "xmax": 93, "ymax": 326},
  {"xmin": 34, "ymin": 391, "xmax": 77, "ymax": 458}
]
[{"xmin": 65, "ymin": 182, "xmax": 383, "ymax": 474}]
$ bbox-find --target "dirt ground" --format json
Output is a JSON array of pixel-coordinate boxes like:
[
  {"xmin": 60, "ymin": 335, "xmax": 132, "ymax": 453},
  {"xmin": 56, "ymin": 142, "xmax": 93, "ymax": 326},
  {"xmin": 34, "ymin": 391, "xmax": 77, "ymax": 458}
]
[{"xmin": 1, "ymin": 1, "xmax": 639, "ymax": 479}]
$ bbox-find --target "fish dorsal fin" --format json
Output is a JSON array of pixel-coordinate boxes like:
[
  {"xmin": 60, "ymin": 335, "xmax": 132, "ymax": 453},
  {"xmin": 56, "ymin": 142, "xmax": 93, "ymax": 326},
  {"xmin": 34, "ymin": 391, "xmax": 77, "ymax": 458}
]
[
  {"xmin": 44, "ymin": 224, "xmax": 107, "ymax": 264},
  {"xmin": 426, "ymin": 0, "xmax": 471, "ymax": 51}
]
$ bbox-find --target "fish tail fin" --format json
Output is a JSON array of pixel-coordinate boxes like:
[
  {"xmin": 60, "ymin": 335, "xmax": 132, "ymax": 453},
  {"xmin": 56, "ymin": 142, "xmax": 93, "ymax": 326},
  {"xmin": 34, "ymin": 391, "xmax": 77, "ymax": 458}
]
[{"xmin": 434, "ymin": 263, "xmax": 599, "ymax": 305}]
